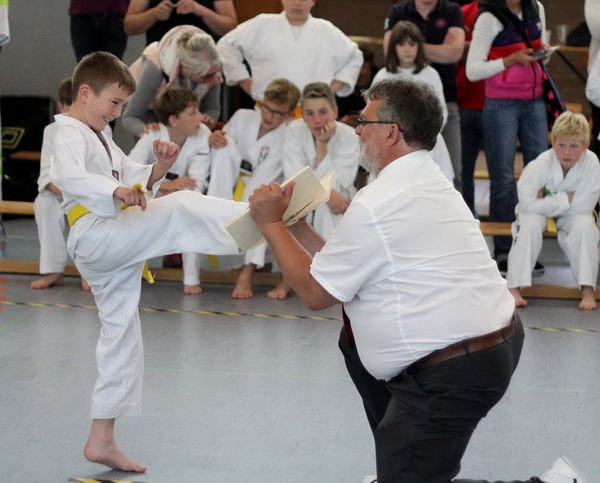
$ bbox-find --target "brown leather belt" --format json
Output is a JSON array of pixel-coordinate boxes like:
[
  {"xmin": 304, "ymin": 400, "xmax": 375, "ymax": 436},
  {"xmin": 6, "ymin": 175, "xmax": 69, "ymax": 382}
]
[{"xmin": 407, "ymin": 314, "xmax": 517, "ymax": 375}]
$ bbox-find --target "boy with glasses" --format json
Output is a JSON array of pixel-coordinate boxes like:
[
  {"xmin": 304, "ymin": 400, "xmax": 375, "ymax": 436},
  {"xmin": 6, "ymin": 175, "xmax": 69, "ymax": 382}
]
[{"xmin": 206, "ymin": 78, "xmax": 300, "ymax": 299}]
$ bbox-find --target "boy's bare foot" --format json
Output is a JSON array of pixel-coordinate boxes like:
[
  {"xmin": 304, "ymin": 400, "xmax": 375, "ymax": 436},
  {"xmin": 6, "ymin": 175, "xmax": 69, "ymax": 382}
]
[
  {"xmin": 84, "ymin": 419, "xmax": 146, "ymax": 473},
  {"xmin": 231, "ymin": 264, "xmax": 255, "ymax": 299},
  {"xmin": 30, "ymin": 272, "xmax": 64, "ymax": 289},
  {"xmin": 267, "ymin": 279, "xmax": 291, "ymax": 300},
  {"xmin": 81, "ymin": 278, "xmax": 91, "ymax": 292},
  {"xmin": 579, "ymin": 286, "xmax": 597, "ymax": 311},
  {"xmin": 183, "ymin": 284, "xmax": 203, "ymax": 295},
  {"xmin": 84, "ymin": 438, "xmax": 146, "ymax": 473},
  {"xmin": 509, "ymin": 288, "xmax": 528, "ymax": 307}
]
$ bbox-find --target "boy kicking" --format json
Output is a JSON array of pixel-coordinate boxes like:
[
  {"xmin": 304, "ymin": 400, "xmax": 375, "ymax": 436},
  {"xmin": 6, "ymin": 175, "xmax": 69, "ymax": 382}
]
[
  {"xmin": 49, "ymin": 52, "xmax": 246, "ymax": 472},
  {"xmin": 507, "ymin": 111, "xmax": 600, "ymax": 310}
]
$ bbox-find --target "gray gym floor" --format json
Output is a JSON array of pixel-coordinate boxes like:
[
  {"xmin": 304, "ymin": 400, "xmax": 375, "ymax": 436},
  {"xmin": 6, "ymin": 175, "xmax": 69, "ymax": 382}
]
[{"xmin": 1, "ymin": 216, "xmax": 599, "ymax": 483}]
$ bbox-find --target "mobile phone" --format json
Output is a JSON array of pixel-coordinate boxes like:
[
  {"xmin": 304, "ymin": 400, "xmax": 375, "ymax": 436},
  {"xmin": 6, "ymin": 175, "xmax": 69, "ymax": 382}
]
[{"xmin": 531, "ymin": 49, "xmax": 549, "ymax": 57}]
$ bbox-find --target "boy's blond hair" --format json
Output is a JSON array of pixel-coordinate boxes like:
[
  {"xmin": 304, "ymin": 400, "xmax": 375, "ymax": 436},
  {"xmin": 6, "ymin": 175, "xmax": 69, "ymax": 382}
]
[
  {"xmin": 58, "ymin": 78, "xmax": 73, "ymax": 107},
  {"xmin": 154, "ymin": 86, "xmax": 200, "ymax": 126},
  {"xmin": 301, "ymin": 82, "xmax": 336, "ymax": 108},
  {"xmin": 551, "ymin": 111, "xmax": 590, "ymax": 144},
  {"xmin": 72, "ymin": 51, "xmax": 136, "ymax": 100},
  {"xmin": 264, "ymin": 78, "xmax": 301, "ymax": 111}
]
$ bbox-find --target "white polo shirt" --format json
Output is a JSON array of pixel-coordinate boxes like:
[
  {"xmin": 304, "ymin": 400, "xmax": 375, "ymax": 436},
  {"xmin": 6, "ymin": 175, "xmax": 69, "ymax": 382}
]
[{"xmin": 310, "ymin": 150, "xmax": 515, "ymax": 380}]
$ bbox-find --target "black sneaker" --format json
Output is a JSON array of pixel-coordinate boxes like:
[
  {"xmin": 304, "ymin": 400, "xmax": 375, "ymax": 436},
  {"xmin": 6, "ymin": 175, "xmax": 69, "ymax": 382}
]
[{"xmin": 533, "ymin": 261, "xmax": 545, "ymax": 275}]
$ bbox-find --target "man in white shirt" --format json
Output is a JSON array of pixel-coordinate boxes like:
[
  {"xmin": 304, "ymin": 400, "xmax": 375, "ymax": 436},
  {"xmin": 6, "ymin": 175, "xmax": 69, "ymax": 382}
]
[
  {"xmin": 247, "ymin": 77, "xmax": 585, "ymax": 483},
  {"xmin": 216, "ymin": 0, "xmax": 362, "ymax": 102}
]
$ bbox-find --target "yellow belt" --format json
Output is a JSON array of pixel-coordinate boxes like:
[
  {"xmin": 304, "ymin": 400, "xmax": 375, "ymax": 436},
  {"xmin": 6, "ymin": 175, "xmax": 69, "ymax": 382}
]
[{"xmin": 67, "ymin": 191, "xmax": 155, "ymax": 284}]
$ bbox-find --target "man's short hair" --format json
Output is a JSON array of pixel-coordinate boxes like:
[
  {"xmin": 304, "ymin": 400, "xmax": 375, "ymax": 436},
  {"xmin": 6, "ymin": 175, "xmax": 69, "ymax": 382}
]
[
  {"xmin": 301, "ymin": 82, "xmax": 337, "ymax": 108},
  {"xmin": 264, "ymin": 78, "xmax": 301, "ymax": 111},
  {"xmin": 57, "ymin": 78, "xmax": 73, "ymax": 107},
  {"xmin": 364, "ymin": 77, "xmax": 443, "ymax": 151},
  {"xmin": 551, "ymin": 111, "xmax": 590, "ymax": 144},
  {"xmin": 154, "ymin": 87, "xmax": 200, "ymax": 126},
  {"xmin": 72, "ymin": 51, "xmax": 136, "ymax": 100}
]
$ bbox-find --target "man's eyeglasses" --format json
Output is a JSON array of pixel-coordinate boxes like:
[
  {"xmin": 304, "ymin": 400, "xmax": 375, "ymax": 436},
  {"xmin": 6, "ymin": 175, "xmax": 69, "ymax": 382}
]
[
  {"xmin": 356, "ymin": 118, "xmax": 396, "ymax": 129},
  {"xmin": 257, "ymin": 102, "xmax": 290, "ymax": 119}
]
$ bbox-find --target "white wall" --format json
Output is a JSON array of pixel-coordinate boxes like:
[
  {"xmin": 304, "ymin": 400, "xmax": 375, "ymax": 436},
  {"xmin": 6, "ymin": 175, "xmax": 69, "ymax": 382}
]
[{"xmin": 0, "ymin": 1, "xmax": 147, "ymax": 150}]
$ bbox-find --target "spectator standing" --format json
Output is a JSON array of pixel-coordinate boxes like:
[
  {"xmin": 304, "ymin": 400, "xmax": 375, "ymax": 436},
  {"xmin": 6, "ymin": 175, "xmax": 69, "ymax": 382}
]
[
  {"xmin": 69, "ymin": 0, "xmax": 129, "ymax": 61},
  {"xmin": 124, "ymin": 0, "xmax": 237, "ymax": 44},
  {"xmin": 383, "ymin": 0, "xmax": 465, "ymax": 192},
  {"xmin": 466, "ymin": 0, "xmax": 550, "ymax": 271},
  {"xmin": 456, "ymin": 0, "xmax": 486, "ymax": 215},
  {"xmin": 216, "ymin": 0, "xmax": 363, "ymax": 102}
]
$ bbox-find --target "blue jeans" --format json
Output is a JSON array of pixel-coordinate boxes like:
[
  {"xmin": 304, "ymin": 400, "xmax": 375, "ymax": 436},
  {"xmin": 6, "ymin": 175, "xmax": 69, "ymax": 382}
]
[
  {"xmin": 460, "ymin": 108, "xmax": 484, "ymax": 215},
  {"xmin": 482, "ymin": 96, "xmax": 548, "ymax": 257}
]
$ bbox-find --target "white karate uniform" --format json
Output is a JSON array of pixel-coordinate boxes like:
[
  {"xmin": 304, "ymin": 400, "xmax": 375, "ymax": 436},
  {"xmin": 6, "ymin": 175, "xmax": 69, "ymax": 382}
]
[
  {"xmin": 129, "ymin": 123, "xmax": 212, "ymax": 285},
  {"xmin": 49, "ymin": 115, "xmax": 245, "ymax": 419},
  {"xmin": 506, "ymin": 149, "xmax": 600, "ymax": 289},
  {"xmin": 282, "ymin": 119, "xmax": 359, "ymax": 239},
  {"xmin": 217, "ymin": 12, "xmax": 363, "ymax": 101},
  {"xmin": 207, "ymin": 109, "xmax": 286, "ymax": 268},
  {"xmin": 372, "ymin": 66, "xmax": 455, "ymax": 183},
  {"xmin": 34, "ymin": 117, "xmax": 112, "ymax": 274}
]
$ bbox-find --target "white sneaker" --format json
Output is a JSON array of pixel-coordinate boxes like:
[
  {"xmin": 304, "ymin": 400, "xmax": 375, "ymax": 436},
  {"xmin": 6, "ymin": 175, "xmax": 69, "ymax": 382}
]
[
  {"xmin": 540, "ymin": 457, "xmax": 588, "ymax": 483},
  {"xmin": 362, "ymin": 476, "xmax": 377, "ymax": 483}
]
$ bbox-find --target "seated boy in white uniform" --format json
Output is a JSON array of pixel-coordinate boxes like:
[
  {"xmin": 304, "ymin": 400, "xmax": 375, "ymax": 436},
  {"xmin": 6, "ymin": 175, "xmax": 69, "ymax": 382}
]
[
  {"xmin": 216, "ymin": 0, "xmax": 362, "ymax": 102},
  {"xmin": 31, "ymin": 78, "xmax": 105, "ymax": 291},
  {"xmin": 507, "ymin": 111, "xmax": 600, "ymax": 310},
  {"xmin": 129, "ymin": 86, "xmax": 212, "ymax": 295},
  {"xmin": 49, "ymin": 52, "xmax": 246, "ymax": 473},
  {"xmin": 206, "ymin": 78, "xmax": 301, "ymax": 299},
  {"xmin": 278, "ymin": 81, "xmax": 359, "ymax": 298}
]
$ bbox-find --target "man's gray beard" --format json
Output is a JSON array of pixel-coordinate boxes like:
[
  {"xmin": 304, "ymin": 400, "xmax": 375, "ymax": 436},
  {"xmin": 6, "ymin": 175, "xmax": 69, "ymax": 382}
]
[{"xmin": 359, "ymin": 142, "xmax": 382, "ymax": 176}]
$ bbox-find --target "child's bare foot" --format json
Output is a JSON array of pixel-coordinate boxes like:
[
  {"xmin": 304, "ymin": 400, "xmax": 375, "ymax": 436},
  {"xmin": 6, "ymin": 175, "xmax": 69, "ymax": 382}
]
[
  {"xmin": 84, "ymin": 437, "xmax": 146, "ymax": 473},
  {"xmin": 579, "ymin": 286, "xmax": 597, "ymax": 311},
  {"xmin": 509, "ymin": 288, "xmax": 528, "ymax": 307},
  {"xmin": 84, "ymin": 419, "xmax": 146, "ymax": 473},
  {"xmin": 267, "ymin": 279, "xmax": 291, "ymax": 300},
  {"xmin": 231, "ymin": 265, "xmax": 255, "ymax": 299},
  {"xmin": 183, "ymin": 284, "xmax": 203, "ymax": 295},
  {"xmin": 81, "ymin": 278, "xmax": 91, "ymax": 291},
  {"xmin": 30, "ymin": 272, "xmax": 64, "ymax": 289}
]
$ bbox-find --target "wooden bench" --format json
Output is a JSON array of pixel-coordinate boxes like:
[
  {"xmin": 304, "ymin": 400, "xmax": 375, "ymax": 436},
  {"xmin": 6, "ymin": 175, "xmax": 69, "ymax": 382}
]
[
  {"xmin": 479, "ymin": 221, "xmax": 557, "ymax": 238},
  {"xmin": 0, "ymin": 200, "xmax": 35, "ymax": 215}
]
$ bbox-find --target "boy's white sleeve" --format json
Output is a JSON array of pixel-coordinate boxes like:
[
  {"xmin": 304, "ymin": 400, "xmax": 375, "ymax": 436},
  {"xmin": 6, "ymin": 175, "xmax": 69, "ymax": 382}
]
[
  {"xmin": 217, "ymin": 19, "xmax": 257, "ymax": 86},
  {"xmin": 50, "ymin": 126, "xmax": 122, "ymax": 217},
  {"xmin": 37, "ymin": 124, "xmax": 56, "ymax": 192},
  {"xmin": 329, "ymin": 27, "xmax": 363, "ymax": 97},
  {"xmin": 313, "ymin": 124, "xmax": 359, "ymax": 196},
  {"xmin": 282, "ymin": 121, "xmax": 310, "ymax": 180},
  {"xmin": 186, "ymin": 127, "xmax": 212, "ymax": 193},
  {"xmin": 568, "ymin": 152, "xmax": 600, "ymax": 214},
  {"xmin": 517, "ymin": 155, "xmax": 570, "ymax": 217},
  {"xmin": 128, "ymin": 132, "xmax": 156, "ymax": 165}
]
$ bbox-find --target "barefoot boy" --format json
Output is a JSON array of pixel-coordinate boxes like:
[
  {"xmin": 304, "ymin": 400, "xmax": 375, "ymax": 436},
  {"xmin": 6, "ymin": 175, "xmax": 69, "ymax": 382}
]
[
  {"xmin": 129, "ymin": 86, "xmax": 212, "ymax": 295},
  {"xmin": 49, "ymin": 52, "xmax": 246, "ymax": 472},
  {"xmin": 30, "ymin": 78, "xmax": 92, "ymax": 291},
  {"xmin": 507, "ymin": 111, "xmax": 600, "ymax": 310},
  {"xmin": 276, "ymin": 82, "xmax": 359, "ymax": 299},
  {"xmin": 206, "ymin": 78, "xmax": 300, "ymax": 299}
]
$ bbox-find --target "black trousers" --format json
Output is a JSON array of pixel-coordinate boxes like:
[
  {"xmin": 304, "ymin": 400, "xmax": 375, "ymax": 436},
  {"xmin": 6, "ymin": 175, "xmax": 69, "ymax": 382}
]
[
  {"xmin": 70, "ymin": 15, "xmax": 127, "ymax": 61},
  {"xmin": 339, "ymin": 316, "xmax": 540, "ymax": 483}
]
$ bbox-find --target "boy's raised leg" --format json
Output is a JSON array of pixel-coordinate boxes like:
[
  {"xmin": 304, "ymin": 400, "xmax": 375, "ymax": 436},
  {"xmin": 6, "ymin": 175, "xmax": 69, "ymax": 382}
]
[{"xmin": 84, "ymin": 418, "xmax": 147, "ymax": 473}]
